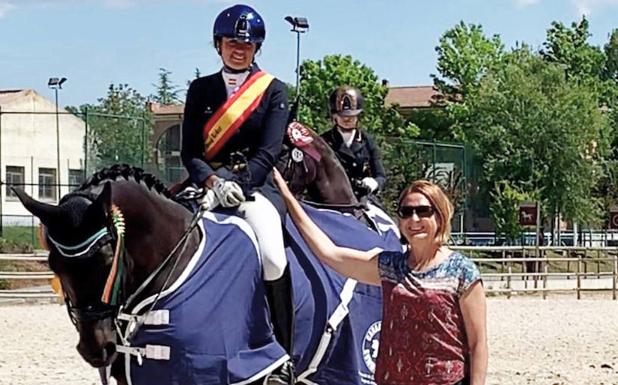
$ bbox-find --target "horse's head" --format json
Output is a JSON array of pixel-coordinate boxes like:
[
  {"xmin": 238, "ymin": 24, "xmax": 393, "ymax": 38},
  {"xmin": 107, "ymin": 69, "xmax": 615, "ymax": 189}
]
[
  {"xmin": 278, "ymin": 122, "xmax": 358, "ymax": 205},
  {"xmin": 14, "ymin": 182, "xmax": 119, "ymax": 367},
  {"xmin": 13, "ymin": 165, "xmax": 191, "ymax": 375}
]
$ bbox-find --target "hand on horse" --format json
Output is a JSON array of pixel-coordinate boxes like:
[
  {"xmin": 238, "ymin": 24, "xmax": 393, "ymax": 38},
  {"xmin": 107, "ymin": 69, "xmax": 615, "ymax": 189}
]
[
  {"xmin": 213, "ymin": 178, "xmax": 246, "ymax": 207},
  {"xmin": 199, "ymin": 188, "xmax": 220, "ymax": 211},
  {"xmin": 272, "ymin": 168, "xmax": 293, "ymax": 200},
  {"xmin": 361, "ymin": 177, "xmax": 379, "ymax": 193}
]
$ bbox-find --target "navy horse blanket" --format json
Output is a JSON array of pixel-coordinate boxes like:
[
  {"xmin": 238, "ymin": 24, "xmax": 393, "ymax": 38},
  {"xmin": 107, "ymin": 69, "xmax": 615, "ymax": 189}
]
[{"xmin": 117, "ymin": 204, "xmax": 402, "ymax": 385}]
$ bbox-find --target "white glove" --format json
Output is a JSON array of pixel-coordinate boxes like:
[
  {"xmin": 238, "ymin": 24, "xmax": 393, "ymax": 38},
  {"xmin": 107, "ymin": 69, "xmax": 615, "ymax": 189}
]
[
  {"xmin": 361, "ymin": 177, "xmax": 379, "ymax": 193},
  {"xmin": 199, "ymin": 189, "xmax": 220, "ymax": 211},
  {"xmin": 212, "ymin": 179, "xmax": 245, "ymax": 207}
]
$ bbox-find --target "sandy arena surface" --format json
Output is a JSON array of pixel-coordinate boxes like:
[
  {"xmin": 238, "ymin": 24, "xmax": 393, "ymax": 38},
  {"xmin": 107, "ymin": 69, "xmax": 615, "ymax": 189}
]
[{"xmin": 1, "ymin": 296, "xmax": 617, "ymax": 385}]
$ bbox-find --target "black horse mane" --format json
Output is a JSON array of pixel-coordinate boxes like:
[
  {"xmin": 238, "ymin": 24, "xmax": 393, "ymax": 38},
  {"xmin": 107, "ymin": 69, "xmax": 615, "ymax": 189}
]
[{"xmin": 77, "ymin": 164, "xmax": 171, "ymax": 198}]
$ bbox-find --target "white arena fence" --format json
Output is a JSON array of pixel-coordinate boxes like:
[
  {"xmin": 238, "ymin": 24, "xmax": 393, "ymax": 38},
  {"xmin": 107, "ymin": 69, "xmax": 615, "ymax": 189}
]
[{"xmin": 1, "ymin": 246, "xmax": 617, "ymax": 300}]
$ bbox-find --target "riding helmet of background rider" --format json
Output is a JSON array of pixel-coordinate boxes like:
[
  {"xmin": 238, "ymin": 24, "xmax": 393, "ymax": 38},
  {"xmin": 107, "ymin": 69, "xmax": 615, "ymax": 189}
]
[
  {"xmin": 329, "ymin": 86, "xmax": 364, "ymax": 124},
  {"xmin": 324, "ymin": 85, "xmax": 387, "ymax": 197},
  {"xmin": 213, "ymin": 4, "xmax": 265, "ymax": 70}
]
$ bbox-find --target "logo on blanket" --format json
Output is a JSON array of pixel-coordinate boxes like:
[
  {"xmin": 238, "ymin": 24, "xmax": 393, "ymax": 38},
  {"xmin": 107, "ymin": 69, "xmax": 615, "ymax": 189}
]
[{"xmin": 362, "ymin": 321, "xmax": 381, "ymax": 373}]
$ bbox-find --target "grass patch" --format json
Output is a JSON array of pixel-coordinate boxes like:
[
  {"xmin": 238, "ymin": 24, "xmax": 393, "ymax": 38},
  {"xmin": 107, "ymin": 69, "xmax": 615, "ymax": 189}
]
[
  {"xmin": 1, "ymin": 226, "xmax": 40, "ymax": 249},
  {"xmin": 0, "ymin": 229, "xmax": 44, "ymax": 289}
]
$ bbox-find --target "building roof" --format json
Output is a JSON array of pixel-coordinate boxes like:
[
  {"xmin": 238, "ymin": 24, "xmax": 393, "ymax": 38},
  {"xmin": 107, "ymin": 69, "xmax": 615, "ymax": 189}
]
[
  {"xmin": 148, "ymin": 102, "xmax": 184, "ymax": 115},
  {"xmin": 385, "ymin": 85, "xmax": 441, "ymax": 109},
  {"xmin": 0, "ymin": 89, "xmax": 35, "ymax": 106}
]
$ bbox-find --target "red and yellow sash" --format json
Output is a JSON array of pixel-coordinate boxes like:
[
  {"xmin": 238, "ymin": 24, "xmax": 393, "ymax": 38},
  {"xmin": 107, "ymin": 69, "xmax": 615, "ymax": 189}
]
[{"xmin": 203, "ymin": 71, "xmax": 275, "ymax": 160}]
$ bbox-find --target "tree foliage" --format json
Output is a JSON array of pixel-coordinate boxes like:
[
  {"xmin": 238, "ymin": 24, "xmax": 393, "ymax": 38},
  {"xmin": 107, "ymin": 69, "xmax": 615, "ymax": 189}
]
[
  {"xmin": 433, "ymin": 21, "xmax": 505, "ymax": 98},
  {"xmin": 605, "ymin": 29, "xmax": 618, "ymax": 82},
  {"xmin": 541, "ymin": 17, "xmax": 606, "ymax": 81},
  {"xmin": 455, "ymin": 50, "xmax": 610, "ymax": 233},
  {"xmin": 69, "ymin": 84, "xmax": 152, "ymax": 171},
  {"xmin": 297, "ymin": 54, "xmax": 419, "ymax": 210},
  {"xmin": 152, "ymin": 67, "xmax": 181, "ymax": 104}
]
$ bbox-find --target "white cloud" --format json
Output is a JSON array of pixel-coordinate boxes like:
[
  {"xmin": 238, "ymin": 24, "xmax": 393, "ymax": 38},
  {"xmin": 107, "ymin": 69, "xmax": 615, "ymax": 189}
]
[
  {"xmin": 572, "ymin": 0, "xmax": 618, "ymax": 15},
  {"xmin": 0, "ymin": 1, "xmax": 15, "ymax": 19}
]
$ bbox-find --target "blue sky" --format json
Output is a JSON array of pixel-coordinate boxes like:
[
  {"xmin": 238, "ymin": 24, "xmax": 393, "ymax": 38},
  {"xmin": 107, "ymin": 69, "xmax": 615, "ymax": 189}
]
[{"xmin": 1, "ymin": 0, "xmax": 617, "ymax": 107}]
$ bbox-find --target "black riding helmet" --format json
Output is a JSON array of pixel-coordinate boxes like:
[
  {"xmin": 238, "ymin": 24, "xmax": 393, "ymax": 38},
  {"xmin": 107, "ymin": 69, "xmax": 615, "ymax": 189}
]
[{"xmin": 329, "ymin": 86, "xmax": 364, "ymax": 117}]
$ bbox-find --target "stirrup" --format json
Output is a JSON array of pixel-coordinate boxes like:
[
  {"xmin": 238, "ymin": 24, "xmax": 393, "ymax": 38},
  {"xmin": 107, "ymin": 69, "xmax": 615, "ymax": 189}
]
[{"xmin": 264, "ymin": 360, "xmax": 295, "ymax": 385}]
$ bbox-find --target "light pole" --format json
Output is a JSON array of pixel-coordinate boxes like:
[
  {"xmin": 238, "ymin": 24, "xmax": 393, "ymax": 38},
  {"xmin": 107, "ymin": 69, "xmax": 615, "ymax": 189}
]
[
  {"xmin": 48, "ymin": 77, "xmax": 67, "ymax": 200},
  {"xmin": 284, "ymin": 16, "xmax": 309, "ymax": 98}
]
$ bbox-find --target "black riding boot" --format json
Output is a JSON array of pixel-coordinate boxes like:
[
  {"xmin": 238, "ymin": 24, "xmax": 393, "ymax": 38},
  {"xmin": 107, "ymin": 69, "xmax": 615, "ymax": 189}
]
[{"xmin": 264, "ymin": 266, "xmax": 295, "ymax": 385}]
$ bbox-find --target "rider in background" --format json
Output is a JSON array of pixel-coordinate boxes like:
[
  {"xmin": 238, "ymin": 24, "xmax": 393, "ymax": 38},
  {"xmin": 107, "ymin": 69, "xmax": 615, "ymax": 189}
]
[
  {"xmin": 181, "ymin": 5, "xmax": 293, "ymax": 383},
  {"xmin": 321, "ymin": 86, "xmax": 387, "ymax": 199}
]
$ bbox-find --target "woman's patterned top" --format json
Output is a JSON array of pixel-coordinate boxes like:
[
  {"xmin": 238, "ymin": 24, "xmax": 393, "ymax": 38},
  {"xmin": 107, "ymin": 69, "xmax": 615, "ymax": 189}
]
[{"xmin": 375, "ymin": 250, "xmax": 481, "ymax": 385}]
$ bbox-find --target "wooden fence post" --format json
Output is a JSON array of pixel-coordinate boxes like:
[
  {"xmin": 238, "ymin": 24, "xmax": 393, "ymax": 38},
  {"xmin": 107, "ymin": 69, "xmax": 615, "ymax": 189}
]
[
  {"xmin": 543, "ymin": 256, "xmax": 548, "ymax": 300},
  {"xmin": 507, "ymin": 252, "xmax": 512, "ymax": 300},
  {"xmin": 612, "ymin": 254, "xmax": 618, "ymax": 300},
  {"xmin": 577, "ymin": 254, "xmax": 582, "ymax": 300}
]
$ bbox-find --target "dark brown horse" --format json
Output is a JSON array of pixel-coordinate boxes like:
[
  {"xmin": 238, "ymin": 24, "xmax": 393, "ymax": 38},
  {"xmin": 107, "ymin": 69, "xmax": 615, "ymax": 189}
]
[
  {"xmin": 15, "ymin": 166, "xmax": 199, "ymax": 384},
  {"xmin": 15, "ymin": 164, "xmax": 400, "ymax": 385},
  {"xmin": 278, "ymin": 123, "xmax": 359, "ymax": 207},
  {"xmin": 278, "ymin": 122, "xmax": 399, "ymax": 236}
]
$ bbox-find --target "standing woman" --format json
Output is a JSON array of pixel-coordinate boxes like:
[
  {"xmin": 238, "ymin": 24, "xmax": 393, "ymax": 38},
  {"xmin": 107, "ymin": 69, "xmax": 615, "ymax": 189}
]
[
  {"xmin": 273, "ymin": 171, "xmax": 488, "ymax": 385},
  {"xmin": 181, "ymin": 4, "xmax": 293, "ymax": 383}
]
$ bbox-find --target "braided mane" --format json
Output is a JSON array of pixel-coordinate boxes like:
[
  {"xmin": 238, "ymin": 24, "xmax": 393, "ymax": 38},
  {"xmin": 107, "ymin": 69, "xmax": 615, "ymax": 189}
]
[{"xmin": 78, "ymin": 164, "xmax": 171, "ymax": 198}]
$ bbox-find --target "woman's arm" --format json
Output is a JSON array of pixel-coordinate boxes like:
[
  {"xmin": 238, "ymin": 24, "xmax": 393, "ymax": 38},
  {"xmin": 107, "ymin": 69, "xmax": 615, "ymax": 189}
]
[
  {"xmin": 273, "ymin": 169, "xmax": 381, "ymax": 286},
  {"xmin": 460, "ymin": 281, "xmax": 488, "ymax": 385}
]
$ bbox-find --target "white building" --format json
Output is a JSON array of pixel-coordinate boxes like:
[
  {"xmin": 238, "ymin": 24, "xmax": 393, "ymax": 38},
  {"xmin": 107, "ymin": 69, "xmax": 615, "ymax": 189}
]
[{"xmin": 0, "ymin": 89, "xmax": 86, "ymax": 225}]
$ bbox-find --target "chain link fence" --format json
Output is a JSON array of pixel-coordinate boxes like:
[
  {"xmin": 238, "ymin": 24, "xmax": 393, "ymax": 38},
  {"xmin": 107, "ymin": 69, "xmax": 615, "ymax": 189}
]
[{"xmin": 0, "ymin": 109, "xmax": 152, "ymax": 244}]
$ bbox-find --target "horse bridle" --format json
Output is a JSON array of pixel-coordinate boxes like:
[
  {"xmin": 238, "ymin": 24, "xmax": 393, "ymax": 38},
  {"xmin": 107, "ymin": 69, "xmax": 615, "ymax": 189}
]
[{"xmin": 46, "ymin": 193, "xmax": 202, "ymax": 331}]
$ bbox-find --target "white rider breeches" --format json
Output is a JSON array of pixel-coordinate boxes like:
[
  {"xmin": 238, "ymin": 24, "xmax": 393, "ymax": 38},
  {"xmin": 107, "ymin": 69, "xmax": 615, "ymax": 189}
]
[{"xmin": 235, "ymin": 192, "xmax": 287, "ymax": 281}]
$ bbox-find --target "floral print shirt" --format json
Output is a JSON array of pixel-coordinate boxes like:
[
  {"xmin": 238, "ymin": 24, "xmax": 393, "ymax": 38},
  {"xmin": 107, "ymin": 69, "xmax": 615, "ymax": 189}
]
[{"xmin": 376, "ymin": 250, "xmax": 481, "ymax": 385}]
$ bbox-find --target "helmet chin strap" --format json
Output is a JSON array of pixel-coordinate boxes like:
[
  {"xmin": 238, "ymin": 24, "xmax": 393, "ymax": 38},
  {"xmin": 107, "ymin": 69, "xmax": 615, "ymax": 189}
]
[
  {"xmin": 336, "ymin": 124, "xmax": 356, "ymax": 132},
  {"xmin": 222, "ymin": 64, "xmax": 251, "ymax": 74}
]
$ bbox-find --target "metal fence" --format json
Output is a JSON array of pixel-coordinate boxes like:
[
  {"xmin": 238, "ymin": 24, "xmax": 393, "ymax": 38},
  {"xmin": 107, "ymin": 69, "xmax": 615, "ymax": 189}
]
[
  {"xmin": 0, "ymin": 108, "xmax": 152, "ymax": 236},
  {"xmin": 1, "ymin": 246, "xmax": 617, "ymax": 300}
]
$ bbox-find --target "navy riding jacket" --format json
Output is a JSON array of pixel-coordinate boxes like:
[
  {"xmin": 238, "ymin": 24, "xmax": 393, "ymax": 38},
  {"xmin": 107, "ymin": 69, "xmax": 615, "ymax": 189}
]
[
  {"xmin": 320, "ymin": 127, "xmax": 387, "ymax": 198},
  {"xmin": 181, "ymin": 65, "xmax": 289, "ymax": 216}
]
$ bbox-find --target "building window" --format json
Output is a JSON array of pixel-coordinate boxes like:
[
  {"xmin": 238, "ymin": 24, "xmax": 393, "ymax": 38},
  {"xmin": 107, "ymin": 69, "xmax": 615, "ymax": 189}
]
[
  {"xmin": 6, "ymin": 166, "xmax": 25, "ymax": 200},
  {"xmin": 68, "ymin": 169, "xmax": 84, "ymax": 189},
  {"xmin": 38, "ymin": 168, "xmax": 57, "ymax": 201}
]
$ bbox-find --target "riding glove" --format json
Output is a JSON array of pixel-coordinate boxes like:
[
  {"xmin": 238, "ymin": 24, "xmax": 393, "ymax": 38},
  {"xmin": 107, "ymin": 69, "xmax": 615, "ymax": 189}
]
[
  {"xmin": 213, "ymin": 179, "xmax": 246, "ymax": 207},
  {"xmin": 361, "ymin": 177, "xmax": 379, "ymax": 193},
  {"xmin": 199, "ymin": 189, "xmax": 220, "ymax": 211}
]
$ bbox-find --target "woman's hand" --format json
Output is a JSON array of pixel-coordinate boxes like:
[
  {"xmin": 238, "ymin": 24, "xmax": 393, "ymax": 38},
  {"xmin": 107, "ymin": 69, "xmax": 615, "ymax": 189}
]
[{"xmin": 273, "ymin": 168, "xmax": 293, "ymax": 201}]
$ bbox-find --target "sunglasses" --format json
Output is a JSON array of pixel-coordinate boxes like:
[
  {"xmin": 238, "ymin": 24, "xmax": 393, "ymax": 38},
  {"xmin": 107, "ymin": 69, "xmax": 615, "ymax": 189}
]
[{"xmin": 397, "ymin": 205, "xmax": 435, "ymax": 219}]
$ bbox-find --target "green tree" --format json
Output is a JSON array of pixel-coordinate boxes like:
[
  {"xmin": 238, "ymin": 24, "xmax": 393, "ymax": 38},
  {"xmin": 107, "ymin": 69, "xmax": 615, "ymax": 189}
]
[
  {"xmin": 69, "ymin": 84, "xmax": 152, "ymax": 171},
  {"xmin": 297, "ymin": 55, "xmax": 419, "ymax": 210},
  {"xmin": 603, "ymin": 29, "xmax": 618, "ymax": 81},
  {"xmin": 152, "ymin": 67, "xmax": 181, "ymax": 104},
  {"xmin": 541, "ymin": 17, "xmax": 606, "ymax": 82},
  {"xmin": 433, "ymin": 21, "xmax": 505, "ymax": 99},
  {"xmin": 456, "ymin": 50, "xmax": 610, "ymax": 235}
]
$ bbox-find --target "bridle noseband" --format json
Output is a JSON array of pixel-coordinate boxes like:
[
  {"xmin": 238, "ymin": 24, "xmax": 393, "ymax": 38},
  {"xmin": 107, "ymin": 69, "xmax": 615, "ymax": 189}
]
[{"xmin": 45, "ymin": 195, "xmax": 126, "ymax": 326}]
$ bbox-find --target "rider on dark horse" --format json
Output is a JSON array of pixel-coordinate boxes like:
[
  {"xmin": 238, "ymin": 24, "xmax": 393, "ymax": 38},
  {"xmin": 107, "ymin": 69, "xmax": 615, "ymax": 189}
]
[
  {"xmin": 321, "ymin": 86, "xmax": 387, "ymax": 200},
  {"xmin": 180, "ymin": 4, "xmax": 294, "ymax": 384}
]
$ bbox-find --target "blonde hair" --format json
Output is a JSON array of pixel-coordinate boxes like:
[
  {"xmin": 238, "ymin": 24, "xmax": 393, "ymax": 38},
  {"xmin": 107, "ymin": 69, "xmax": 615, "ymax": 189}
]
[{"xmin": 398, "ymin": 180, "xmax": 454, "ymax": 245}]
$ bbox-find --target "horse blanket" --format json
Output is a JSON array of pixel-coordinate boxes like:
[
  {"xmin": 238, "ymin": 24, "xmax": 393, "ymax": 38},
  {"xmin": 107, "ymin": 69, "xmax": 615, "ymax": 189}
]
[{"xmin": 118, "ymin": 205, "xmax": 403, "ymax": 385}]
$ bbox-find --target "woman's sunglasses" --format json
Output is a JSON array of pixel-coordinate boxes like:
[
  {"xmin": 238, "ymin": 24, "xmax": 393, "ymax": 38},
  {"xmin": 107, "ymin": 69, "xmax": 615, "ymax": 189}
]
[{"xmin": 397, "ymin": 205, "xmax": 435, "ymax": 219}]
